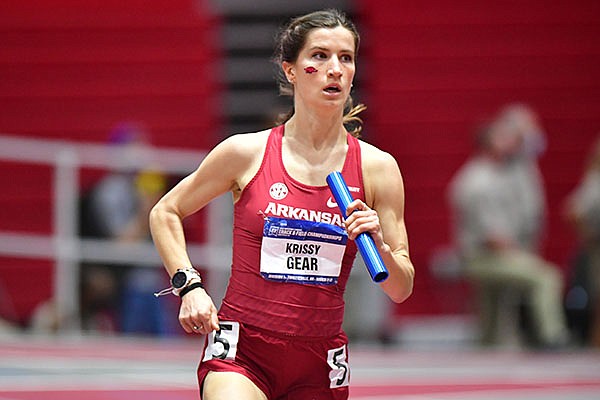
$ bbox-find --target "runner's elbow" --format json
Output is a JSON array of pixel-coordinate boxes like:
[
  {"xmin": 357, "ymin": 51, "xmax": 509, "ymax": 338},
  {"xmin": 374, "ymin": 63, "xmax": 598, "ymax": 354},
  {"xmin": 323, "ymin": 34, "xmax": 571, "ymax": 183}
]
[
  {"xmin": 391, "ymin": 285, "xmax": 413, "ymax": 303},
  {"xmin": 384, "ymin": 268, "xmax": 414, "ymax": 303},
  {"xmin": 149, "ymin": 200, "xmax": 176, "ymax": 228}
]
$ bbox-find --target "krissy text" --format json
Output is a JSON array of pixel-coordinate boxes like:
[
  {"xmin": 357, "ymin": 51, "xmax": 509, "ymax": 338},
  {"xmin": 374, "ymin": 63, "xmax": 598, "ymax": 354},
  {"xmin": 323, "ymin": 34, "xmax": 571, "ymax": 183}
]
[{"xmin": 285, "ymin": 243, "xmax": 321, "ymax": 271}]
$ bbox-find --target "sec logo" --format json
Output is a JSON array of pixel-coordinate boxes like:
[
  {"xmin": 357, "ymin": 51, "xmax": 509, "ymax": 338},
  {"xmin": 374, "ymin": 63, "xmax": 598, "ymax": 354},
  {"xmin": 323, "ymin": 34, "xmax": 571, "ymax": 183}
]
[{"xmin": 269, "ymin": 182, "xmax": 288, "ymax": 200}]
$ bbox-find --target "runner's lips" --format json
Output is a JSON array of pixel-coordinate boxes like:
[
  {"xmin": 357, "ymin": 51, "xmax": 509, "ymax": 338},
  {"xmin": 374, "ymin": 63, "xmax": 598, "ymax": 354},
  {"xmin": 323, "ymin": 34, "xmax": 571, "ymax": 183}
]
[{"xmin": 323, "ymin": 84, "xmax": 342, "ymax": 93}]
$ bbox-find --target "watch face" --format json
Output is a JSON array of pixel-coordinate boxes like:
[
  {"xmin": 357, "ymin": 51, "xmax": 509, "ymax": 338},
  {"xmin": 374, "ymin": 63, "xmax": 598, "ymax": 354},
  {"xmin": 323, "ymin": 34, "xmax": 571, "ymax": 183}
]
[{"xmin": 172, "ymin": 271, "xmax": 188, "ymax": 289}]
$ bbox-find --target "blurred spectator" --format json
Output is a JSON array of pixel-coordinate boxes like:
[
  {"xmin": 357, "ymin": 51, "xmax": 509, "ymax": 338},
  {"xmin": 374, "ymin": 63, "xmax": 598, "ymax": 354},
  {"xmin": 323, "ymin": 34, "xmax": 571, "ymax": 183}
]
[
  {"xmin": 448, "ymin": 111, "xmax": 568, "ymax": 348},
  {"xmin": 564, "ymin": 135, "xmax": 600, "ymax": 346},
  {"xmin": 497, "ymin": 104, "xmax": 547, "ymax": 251},
  {"xmin": 80, "ymin": 122, "xmax": 175, "ymax": 335},
  {"xmin": 83, "ymin": 122, "xmax": 150, "ymax": 239}
]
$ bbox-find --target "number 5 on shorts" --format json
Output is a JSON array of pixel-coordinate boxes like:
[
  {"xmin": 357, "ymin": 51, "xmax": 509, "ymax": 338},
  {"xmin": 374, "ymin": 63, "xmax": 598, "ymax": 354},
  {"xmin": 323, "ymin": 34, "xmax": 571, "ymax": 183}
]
[
  {"xmin": 327, "ymin": 344, "xmax": 350, "ymax": 388},
  {"xmin": 202, "ymin": 321, "xmax": 240, "ymax": 362}
]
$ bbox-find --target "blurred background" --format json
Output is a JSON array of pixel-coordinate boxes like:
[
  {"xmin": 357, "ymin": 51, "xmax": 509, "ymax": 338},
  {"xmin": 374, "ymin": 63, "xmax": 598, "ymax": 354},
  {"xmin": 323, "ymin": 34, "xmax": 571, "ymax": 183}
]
[{"xmin": 1, "ymin": 0, "xmax": 600, "ymax": 352}]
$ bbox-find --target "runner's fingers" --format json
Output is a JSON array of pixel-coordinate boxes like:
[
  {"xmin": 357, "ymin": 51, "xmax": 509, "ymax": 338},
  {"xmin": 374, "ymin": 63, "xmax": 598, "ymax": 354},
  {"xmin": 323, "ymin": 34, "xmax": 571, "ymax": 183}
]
[
  {"xmin": 346, "ymin": 199, "xmax": 369, "ymax": 215},
  {"xmin": 186, "ymin": 318, "xmax": 212, "ymax": 334},
  {"xmin": 180, "ymin": 318, "xmax": 194, "ymax": 333},
  {"xmin": 210, "ymin": 310, "xmax": 220, "ymax": 331},
  {"xmin": 346, "ymin": 212, "xmax": 380, "ymax": 238},
  {"xmin": 189, "ymin": 309, "xmax": 220, "ymax": 334},
  {"xmin": 180, "ymin": 312, "xmax": 205, "ymax": 334},
  {"xmin": 191, "ymin": 314, "xmax": 212, "ymax": 333},
  {"xmin": 192, "ymin": 323, "xmax": 208, "ymax": 334}
]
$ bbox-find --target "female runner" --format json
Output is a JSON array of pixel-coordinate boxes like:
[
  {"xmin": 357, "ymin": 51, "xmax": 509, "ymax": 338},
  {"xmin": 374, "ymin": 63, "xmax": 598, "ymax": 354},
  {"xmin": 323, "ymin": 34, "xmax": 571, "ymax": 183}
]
[{"xmin": 150, "ymin": 9, "xmax": 414, "ymax": 400}]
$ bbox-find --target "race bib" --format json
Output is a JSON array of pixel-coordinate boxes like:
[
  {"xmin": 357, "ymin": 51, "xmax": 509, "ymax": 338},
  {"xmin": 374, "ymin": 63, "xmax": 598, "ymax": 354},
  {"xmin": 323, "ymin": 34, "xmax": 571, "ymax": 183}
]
[
  {"xmin": 327, "ymin": 344, "xmax": 350, "ymax": 388},
  {"xmin": 203, "ymin": 321, "xmax": 239, "ymax": 361},
  {"xmin": 260, "ymin": 217, "xmax": 347, "ymax": 285}
]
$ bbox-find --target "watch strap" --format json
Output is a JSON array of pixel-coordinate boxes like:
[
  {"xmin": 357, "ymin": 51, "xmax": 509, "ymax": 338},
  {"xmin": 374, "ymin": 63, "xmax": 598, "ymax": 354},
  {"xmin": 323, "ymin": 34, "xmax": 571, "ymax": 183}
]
[{"xmin": 179, "ymin": 281, "xmax": 205, "ymax": 298}]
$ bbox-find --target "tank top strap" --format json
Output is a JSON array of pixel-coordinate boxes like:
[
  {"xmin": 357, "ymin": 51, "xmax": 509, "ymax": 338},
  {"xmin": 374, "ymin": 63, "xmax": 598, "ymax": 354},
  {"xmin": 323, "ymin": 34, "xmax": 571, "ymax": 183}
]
[
  {"xmin": 341, "ymin": 133, "xmax": 364, "ymax": 189},
  {"xmin": 269, "ymin": 124, "xmax": 284, "ymax": 157}
]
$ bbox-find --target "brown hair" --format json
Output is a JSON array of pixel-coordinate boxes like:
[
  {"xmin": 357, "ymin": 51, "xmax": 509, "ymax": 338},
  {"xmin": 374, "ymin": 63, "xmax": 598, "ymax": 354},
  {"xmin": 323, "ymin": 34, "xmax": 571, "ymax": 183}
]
[{"xmin": 273, "ymin": 9, "xmax": 366, "ymax": 137}]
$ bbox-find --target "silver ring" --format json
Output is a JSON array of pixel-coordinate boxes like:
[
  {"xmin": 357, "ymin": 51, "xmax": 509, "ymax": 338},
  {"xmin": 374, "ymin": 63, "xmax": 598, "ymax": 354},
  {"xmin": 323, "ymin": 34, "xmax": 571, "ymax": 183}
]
[{"xmin": 193, "ymin": 325, "xmax": 200, "ymax": 330}]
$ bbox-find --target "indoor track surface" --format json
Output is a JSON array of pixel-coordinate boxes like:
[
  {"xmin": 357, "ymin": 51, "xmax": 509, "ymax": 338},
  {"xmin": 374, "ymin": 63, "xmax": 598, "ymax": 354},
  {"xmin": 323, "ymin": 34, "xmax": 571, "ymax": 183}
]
[{"xmin": 0, "ymin": 334, "xmax": 599, "ymax": 400}]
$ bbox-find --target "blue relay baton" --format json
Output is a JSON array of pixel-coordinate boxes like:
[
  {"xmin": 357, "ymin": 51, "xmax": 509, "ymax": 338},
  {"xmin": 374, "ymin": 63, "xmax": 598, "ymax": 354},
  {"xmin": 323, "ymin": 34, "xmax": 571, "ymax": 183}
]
[{"xmin": 326, "ymin": 171, "xmax": 389, "ymax": 283}]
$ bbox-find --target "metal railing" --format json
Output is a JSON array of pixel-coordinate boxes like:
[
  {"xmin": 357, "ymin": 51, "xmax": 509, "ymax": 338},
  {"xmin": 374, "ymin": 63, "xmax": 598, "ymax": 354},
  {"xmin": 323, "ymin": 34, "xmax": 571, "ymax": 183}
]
[{"xmin": 0, "ymin": 134, "xmax": 232, "ymax": 331}]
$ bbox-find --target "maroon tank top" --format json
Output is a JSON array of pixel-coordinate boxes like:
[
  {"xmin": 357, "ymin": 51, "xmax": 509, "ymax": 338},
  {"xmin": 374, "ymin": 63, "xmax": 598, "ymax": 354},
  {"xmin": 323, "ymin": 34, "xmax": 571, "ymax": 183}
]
[{"xmin": 219, "ymin": 124, "xmax": 365, "ymax": 337}]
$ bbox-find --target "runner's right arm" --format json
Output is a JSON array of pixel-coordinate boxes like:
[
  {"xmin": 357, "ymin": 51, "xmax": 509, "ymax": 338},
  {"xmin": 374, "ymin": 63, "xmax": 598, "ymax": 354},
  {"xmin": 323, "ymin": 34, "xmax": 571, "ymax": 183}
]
[{"xmin": 149, "ymin": 132, "xmax": 265, "ymax": 333}]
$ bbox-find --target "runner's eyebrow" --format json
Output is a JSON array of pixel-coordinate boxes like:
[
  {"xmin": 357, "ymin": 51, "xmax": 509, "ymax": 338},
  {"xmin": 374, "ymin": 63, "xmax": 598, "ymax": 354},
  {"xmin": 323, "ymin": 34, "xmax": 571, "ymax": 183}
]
[{"xmin": 308, "ymin": 46, "xmax": 355, "ymax": 55}]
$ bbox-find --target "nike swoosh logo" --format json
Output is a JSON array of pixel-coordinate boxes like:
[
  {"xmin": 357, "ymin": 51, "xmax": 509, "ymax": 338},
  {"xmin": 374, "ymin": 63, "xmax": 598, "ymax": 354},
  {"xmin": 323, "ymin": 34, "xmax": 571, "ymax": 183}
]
[{"xmin": 327, "ymin": 197, "xmax": 338, "ymax": 208}]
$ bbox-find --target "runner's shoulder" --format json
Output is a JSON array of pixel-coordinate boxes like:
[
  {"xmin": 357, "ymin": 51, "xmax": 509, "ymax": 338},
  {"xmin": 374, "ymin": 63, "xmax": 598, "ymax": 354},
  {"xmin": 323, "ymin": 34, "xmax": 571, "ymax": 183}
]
[
  {"xmin": 209, "ymin": 129, "xmax": 270, "ymax": 165},
  {"xmin": 357, "ymin": 139, "xmax": 399, "ymax": 171},
  {"xmin": 219, "ymin": 129, "xmax": 270, "ymax": 159}
]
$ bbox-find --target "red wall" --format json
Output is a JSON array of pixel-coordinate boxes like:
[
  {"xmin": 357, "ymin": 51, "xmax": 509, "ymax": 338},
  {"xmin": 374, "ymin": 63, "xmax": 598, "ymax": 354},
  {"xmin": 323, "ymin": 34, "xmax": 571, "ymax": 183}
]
[
  {"xmin": 0, "ymin": 0, "xmax": 222, "ymax": 148},
  {"xmin": 0, "ymin": 0, "xmax": 221, "ymax": 323},
  {"xmin": 360, "ymin": 0, "xmax": 600, "ymax": 315}
]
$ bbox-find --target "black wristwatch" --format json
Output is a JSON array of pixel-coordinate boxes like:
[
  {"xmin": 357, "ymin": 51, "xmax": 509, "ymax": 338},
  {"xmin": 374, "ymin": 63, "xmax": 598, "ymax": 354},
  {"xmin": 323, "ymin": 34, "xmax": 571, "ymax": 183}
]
[
  {"xmin": 171, "ymin": 268, "xmax": 202, "ymax": 293},
  {"xmin": 154, "ymin": 268, "xmax": 204, "ymax": 298}
]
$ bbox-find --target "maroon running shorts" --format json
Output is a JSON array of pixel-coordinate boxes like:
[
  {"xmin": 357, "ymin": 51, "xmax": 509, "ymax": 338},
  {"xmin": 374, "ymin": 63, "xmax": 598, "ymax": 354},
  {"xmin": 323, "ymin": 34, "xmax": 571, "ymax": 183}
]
[{"xmin": 197, "ymin": 320, "xmax": 350, "ymax": 400}]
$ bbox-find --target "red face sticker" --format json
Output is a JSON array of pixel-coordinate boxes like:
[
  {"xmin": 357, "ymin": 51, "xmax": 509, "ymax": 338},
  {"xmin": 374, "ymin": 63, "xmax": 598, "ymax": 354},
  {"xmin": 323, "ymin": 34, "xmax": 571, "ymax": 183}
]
[{"xmin": 304, "ymin": 66, "xmax": 318, "ymax": 74}]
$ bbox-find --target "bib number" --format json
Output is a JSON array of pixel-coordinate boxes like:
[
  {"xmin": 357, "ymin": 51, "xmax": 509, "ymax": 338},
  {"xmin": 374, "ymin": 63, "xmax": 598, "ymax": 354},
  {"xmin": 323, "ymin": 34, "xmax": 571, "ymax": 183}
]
[
  {"xmin": 327, "ymin": 344, "xmax": 350, "ymax": 388},
  {"xmin": 202, "ymin": 321, "xmax": 239, "ymax": 362}
]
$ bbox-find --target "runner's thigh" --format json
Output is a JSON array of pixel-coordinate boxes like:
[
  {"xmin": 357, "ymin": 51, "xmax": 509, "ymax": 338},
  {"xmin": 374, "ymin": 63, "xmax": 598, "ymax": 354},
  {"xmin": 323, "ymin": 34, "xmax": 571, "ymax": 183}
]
[{"xmin": 203, "ymin": 371, "xmax": 268, "ymax": 400}]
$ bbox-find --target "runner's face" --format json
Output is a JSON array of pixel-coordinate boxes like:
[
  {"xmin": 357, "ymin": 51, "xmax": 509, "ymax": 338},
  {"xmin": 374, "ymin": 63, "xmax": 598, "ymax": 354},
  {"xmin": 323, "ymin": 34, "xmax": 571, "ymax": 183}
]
[{"xmin": 284, "ymin": 27, "xmax": 356, "ymax": 110}]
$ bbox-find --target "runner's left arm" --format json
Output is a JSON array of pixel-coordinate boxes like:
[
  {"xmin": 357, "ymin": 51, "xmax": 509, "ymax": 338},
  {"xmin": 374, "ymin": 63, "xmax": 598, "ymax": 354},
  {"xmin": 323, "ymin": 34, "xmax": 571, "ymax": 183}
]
[{"xmin": 344, "ymin": 150, "xmax": 414, "ymax": 303}]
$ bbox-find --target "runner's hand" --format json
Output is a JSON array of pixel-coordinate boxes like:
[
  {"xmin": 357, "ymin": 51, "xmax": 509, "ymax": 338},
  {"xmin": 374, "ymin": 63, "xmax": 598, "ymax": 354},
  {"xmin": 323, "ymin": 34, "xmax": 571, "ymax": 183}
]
[
  {"xmin": 344, "ymin": 199, "xmax": 387, "ymax": 251},
  {"xmin": 178, "ymin": 288, "xmax": 220, "ymax": 334}
]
